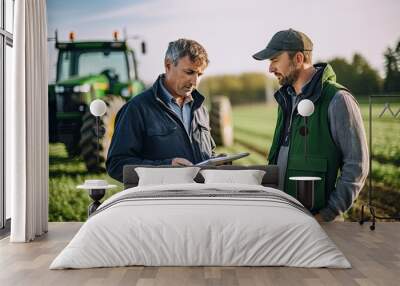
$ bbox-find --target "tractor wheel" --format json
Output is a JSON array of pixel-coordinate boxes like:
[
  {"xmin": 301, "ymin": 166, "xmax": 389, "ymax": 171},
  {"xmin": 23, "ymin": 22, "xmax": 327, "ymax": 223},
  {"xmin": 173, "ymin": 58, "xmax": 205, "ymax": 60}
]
[
  {"xmin": 79, "ymin": 96, "xmax": 126, "ymax": 172},
  {"xmin": 79, "ymin": 111, "xmax": 100, "ymax": 172},
  {"xmin": 210, "ymin": 96, "xmax": 234, "ymax": 147},
  {"xmin": 64, "ymin": 136, "xmax": 81, "ymax": 157}
]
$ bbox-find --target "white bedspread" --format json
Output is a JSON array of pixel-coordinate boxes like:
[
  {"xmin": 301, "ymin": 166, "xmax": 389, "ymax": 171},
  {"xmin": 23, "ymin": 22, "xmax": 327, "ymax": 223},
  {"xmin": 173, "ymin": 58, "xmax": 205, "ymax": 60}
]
[{"xmin": 50, "ymin": 183, "xmax": 351, "ymax": 269}]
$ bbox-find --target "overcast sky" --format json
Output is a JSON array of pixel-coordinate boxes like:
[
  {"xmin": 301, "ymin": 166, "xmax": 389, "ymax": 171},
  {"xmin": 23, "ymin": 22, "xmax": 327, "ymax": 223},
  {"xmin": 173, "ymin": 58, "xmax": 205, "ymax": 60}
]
[{"xmin": 47, "ymin": 0, "xmax": 400, "ymax": 83}]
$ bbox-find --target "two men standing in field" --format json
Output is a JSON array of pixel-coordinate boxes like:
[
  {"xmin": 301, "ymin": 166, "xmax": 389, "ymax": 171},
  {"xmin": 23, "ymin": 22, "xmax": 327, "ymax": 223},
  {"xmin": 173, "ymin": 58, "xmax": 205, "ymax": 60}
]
[
  {"xmin": 253, "ymin": 29, "xmax": 369, "ymax": 222},
  {"xmin": 107, "ymin": 30, "xmax": 369, "ymax": 223}
]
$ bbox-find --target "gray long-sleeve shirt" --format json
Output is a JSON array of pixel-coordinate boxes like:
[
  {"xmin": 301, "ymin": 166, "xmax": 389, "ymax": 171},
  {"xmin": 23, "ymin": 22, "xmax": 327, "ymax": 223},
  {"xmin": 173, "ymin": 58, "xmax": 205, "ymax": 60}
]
[{"xmin": 277, "ymin": 90, "xmax": 369, "ymax": 221}]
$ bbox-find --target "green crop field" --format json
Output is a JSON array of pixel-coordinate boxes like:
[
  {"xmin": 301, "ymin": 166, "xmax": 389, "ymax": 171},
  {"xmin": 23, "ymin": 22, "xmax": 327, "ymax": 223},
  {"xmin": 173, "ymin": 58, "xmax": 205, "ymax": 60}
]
[
  {"xmin": 49, "ymin": 100, "xmax": 400, "ymax": 222},
  {"xmin": 49, "ymin": 144, "xmax": 123, "ymax": 221}
]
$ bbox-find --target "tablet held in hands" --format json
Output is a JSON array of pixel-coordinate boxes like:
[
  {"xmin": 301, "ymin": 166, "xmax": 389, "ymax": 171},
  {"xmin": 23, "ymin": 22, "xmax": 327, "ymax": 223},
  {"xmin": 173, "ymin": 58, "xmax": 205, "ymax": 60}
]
[{"xmin": 195, "ymin": 152, "xmax": 250, "ymax": 166}]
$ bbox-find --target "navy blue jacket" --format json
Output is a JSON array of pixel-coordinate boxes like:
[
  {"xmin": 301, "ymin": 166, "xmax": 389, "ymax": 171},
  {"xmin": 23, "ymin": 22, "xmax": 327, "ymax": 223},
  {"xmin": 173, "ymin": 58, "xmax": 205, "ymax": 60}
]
[{"xmin": 106, "ymin": 75, "xmax": 216, "ymax": 182}]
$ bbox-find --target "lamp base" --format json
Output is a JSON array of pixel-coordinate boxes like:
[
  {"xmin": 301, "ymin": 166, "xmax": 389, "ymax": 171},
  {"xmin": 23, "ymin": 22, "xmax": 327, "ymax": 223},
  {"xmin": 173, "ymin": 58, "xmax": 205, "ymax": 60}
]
[
  {"xmin": 289, "ymin": 177, "xmax": 321, "ymax": 210},
  {"xmin": 87, "ymin": 188, "xmax": 106, "ymax": 216}
]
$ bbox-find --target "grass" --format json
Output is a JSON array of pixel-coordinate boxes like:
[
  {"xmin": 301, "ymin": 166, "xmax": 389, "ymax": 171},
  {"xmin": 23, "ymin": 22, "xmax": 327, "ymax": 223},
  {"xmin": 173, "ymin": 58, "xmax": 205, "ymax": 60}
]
[
  {"xmin": 49, "ymin": 99, "xmax": 400, "ymax": 222},
  {"xmin": 49, "ymin": 144, "xmax": 123, "ymax": 221}
]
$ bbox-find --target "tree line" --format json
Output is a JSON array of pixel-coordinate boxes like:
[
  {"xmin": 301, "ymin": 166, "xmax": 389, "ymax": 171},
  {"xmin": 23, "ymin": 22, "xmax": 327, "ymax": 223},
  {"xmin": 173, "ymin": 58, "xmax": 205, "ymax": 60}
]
[{"xmin": 199, "ymin": 39, "xmax": 400, "ymax": 105}]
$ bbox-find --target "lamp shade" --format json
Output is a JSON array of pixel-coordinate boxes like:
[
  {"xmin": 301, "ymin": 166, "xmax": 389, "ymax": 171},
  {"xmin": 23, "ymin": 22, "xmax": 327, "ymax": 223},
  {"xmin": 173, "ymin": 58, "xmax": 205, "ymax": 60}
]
[
  {"xmin": 90, "ymin": 99, "xmax": 107, "ymax": 117},
  {"xmin": 298, "ymin": 99, "xmax": 314, "ymax": 117}
]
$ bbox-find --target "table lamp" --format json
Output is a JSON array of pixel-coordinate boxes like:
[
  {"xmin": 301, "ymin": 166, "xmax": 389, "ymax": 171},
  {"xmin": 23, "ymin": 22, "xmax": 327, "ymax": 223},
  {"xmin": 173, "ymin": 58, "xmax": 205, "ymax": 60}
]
[
  {"xmin": 297, "ymin": 99, "xmax": 314, "ymax": 160},
  {"xmin": 89, "ymin": 99, "xmax": 107, "ymax": 166},
  {"xmin": 289, "ymin": 99, "xmax": 320, "ymax": 210}
]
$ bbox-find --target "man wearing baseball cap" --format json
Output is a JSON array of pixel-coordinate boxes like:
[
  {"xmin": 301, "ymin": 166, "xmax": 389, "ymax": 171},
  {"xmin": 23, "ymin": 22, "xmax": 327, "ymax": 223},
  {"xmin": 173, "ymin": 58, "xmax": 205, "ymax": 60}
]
[{"xmin": 253, "ymin": 29, "xmax": 368, "ymax": 222}]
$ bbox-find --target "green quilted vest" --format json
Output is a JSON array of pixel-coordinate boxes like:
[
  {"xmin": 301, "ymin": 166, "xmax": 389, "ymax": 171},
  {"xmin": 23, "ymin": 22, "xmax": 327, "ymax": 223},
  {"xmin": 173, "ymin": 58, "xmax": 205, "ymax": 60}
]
[{"xmin": 268, "ymin": 64, "xmax": 348, "ymax": 212}]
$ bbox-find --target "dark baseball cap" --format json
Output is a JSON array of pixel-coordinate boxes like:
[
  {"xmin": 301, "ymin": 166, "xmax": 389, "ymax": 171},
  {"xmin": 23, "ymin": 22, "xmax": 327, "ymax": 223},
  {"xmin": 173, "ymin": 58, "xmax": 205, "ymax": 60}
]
[{"xmin": 252, "ymin": 28, "xmax": 313, "ymax": 61}]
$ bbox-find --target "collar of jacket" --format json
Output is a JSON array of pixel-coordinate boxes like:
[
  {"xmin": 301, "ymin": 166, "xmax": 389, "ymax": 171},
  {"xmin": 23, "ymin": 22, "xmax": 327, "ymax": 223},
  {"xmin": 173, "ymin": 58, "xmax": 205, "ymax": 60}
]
[
  {"xmin": 274, "ymin": 63, "xmax": 337, "ymax": 112},
  {"xmin": 151, "ymin": 74, "xmax": 205, "ymax": 110}
]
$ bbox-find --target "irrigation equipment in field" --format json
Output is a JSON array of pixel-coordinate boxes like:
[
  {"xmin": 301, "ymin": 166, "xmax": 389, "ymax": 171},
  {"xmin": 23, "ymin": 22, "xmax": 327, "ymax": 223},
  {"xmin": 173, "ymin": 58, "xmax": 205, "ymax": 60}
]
[{"xmin": 359, "ymin": 95, "xmax": 400, "ymax": 230}]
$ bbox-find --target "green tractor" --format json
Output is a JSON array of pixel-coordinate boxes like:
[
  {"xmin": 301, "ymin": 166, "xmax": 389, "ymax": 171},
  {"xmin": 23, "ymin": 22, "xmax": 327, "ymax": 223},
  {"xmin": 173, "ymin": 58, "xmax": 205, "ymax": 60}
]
[{"xmin": 49, "ymin": 31, "xmax": 146, "ymax": 171}]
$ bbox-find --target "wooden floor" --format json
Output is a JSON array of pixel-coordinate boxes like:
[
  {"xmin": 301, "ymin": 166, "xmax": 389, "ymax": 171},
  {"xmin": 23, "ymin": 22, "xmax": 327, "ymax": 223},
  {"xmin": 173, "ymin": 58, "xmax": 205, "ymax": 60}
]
[{"xmin": 0, "ymin": 222, "xmax": 399, "ymax": 286}]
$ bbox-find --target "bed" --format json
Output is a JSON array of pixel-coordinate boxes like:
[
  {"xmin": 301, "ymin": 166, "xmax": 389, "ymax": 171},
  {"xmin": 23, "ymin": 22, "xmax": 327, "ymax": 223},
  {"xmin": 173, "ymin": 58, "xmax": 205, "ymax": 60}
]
[{"xmin": 50, "ymin": 165, "xmax": 350, "ymax": 269}]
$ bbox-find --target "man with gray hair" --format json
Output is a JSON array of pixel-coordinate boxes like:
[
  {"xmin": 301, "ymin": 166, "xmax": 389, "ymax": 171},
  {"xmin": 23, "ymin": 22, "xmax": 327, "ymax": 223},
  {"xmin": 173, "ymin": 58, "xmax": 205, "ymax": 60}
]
[{"xmin": 106, "ymin": 39, "xmax": 215, "ymax": 182}]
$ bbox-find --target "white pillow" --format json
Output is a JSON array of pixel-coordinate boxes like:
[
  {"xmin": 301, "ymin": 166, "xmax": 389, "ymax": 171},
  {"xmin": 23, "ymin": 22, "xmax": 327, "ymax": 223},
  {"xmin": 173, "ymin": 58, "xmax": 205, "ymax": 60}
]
[
  {"xmin": 135, "ymin": 167, "xmax": 200, "ymax": 186},
  {"xmin": 200, "ymin": 169, "xmax": 266, "ymax": 185}
]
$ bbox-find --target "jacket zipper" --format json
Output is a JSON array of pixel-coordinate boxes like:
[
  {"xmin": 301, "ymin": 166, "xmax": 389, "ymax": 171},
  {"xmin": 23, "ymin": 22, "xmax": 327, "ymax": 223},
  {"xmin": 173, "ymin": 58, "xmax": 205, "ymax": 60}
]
[
  {"xmin": 277, "ymin": 90, "xmax": 290, "ymax": 148},
  {"xmin": 279, "ymin": 90, "xmax": 302, "ymax": 146}
]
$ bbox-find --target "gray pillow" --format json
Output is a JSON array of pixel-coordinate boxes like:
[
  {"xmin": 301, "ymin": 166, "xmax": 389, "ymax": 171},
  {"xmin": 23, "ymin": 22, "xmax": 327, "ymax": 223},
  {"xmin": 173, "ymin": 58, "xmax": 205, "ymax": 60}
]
[{"xmin": 136, "ymin": 167, "xmax": 201, "ymax": 186}]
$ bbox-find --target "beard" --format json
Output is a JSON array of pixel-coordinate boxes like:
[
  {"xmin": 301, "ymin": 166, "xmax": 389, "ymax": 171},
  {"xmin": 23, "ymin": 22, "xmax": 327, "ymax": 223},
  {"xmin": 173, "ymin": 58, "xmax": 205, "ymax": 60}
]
[{"xmin": 279, "ymin": 61, "xmax": 300, "ymax": 86}]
